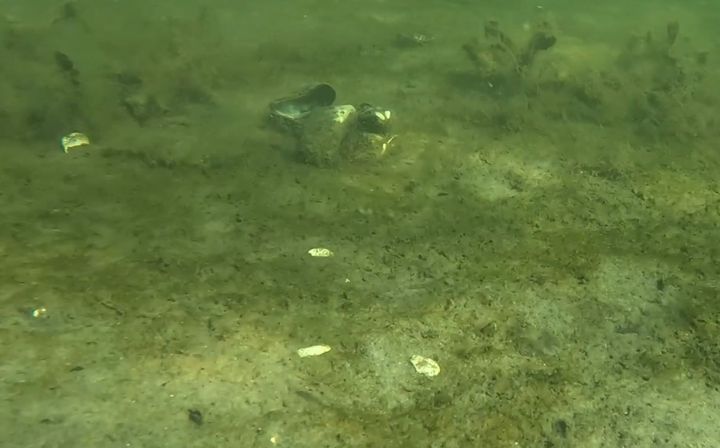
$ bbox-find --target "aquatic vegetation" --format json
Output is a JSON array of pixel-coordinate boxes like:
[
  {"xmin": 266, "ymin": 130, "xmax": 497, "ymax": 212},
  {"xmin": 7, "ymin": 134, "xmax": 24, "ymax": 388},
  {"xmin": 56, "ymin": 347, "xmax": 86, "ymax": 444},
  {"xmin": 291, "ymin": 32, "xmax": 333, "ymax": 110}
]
[{"xmin": 460, "ymin": 18, "xmax": 716, "ymax": 142}]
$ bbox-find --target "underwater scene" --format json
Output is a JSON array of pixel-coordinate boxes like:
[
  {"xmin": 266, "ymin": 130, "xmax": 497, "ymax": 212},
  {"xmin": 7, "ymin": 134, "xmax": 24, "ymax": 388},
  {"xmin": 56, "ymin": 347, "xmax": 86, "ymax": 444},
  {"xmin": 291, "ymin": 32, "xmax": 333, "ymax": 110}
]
[{"xmin": 1, "ymin": 0, "xmax": 719, "ymax": 446}]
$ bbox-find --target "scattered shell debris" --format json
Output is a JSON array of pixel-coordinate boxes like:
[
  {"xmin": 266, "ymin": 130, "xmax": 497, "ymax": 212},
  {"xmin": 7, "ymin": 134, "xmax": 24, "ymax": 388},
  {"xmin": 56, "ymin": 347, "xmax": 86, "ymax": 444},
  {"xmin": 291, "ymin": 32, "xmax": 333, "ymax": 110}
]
[
  {"xmin": 410, "ymin": 355, "xmax": 441, "ymax": 377},
  {"xmin": 61, "ymin": 131, "xmax": 90, "ymax": 153},
  {"xmin": 381, "ymin": 134, "xmax": 397, "ymax": 155},
  {"xmin": 307, "ymin": 247, "xmax": 334, "ymax": 257},
  {"xmin": 32, "ymin": 307, "xmax": 48, "ymax": 319},
  {"xmin": 297, "ymin": 344, "xmax": 332, "ymax": 358}
]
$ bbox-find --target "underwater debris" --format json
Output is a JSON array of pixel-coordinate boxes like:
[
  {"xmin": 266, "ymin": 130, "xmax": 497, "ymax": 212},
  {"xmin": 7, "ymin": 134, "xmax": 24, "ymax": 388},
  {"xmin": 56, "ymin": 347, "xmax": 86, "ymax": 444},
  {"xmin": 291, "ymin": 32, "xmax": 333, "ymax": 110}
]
[
  {"xmin": 269, "ymin": 83, "xmax": 337, "ymax": 132},
  {"xmin": 394, "ymin": 32, "xmax": 435, "ymax": 48},
  {"xmin": 60, "ymin": 131, "xmax": 90, "ymax": 153},
  {"xmin": 297, "ymin": 345, "xmax": 332, "ymax": 358},
  {"xmin": 268, "ymin": 84, "xmax": 396, "ymax": 166},
  {"xmin": 32, "ymin": 307, "xmax": 49, "ymax": 318},
  {"xmin": 308, "ymin": 247, "xmax": 334, "ymax": 258},
  {"xmin": 410, "ymin": 355, "xmax": 441, "ymax": 377}
]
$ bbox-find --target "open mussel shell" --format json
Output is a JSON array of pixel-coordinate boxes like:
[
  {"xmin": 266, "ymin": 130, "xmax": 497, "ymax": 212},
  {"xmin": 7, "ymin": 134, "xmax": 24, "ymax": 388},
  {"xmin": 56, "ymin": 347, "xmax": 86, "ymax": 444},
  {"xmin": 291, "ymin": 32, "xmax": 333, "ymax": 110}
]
[
  {"xmin": 356, "ymin": 103, "xmax": 393, "ymax": 135},
  {"xmin": 269, "ymin": 83, "xmax": 337, "ymax": 130}
]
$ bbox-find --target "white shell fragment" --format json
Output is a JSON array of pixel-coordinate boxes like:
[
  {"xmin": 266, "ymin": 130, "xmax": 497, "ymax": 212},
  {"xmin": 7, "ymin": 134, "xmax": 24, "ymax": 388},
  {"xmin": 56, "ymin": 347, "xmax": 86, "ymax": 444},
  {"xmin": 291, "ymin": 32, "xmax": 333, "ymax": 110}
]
[
  {"xmin": 332, "ymin": 105, "xmax": 356, "ymax": 123},
  {"xmin": 61, "ymin": 132, "xmax": 90, "ymax": 153},
  {"xmin": 410, "ymin": 355, "xmax": 441, "ymax": 377},
  {"xmin": 374, "ymin": 110, "xmax": 392, "ymax": 121},
  {"xmin": 297, "ymin": 345, "xmax": 332, "ymax": 358},
  {"xmin": 32, "ymin": 307, "xmax": 48, "ymax": 318},
  {"xmin": 308, "ymin": 247, "xmax": 334, "ymax": 257}
]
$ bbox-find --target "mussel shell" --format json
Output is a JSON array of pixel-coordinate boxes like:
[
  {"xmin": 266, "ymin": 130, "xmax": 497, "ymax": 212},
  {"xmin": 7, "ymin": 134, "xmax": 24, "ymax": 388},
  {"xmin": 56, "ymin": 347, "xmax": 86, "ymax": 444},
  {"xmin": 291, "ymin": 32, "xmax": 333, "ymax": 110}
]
[{"xmin": 269, "ymin": 83, "xmax": 336, "ymax": 122}]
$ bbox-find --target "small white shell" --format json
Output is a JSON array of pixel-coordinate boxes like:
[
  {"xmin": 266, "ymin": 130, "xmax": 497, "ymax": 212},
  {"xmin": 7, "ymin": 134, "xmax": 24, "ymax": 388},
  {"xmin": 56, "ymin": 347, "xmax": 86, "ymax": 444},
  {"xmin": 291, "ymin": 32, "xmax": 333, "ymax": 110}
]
[
  {"xmin": 32, "ymin": 307, "xmax": 48, "ymax": 318},
  {"xmin": 410, "ymin": 355, "xmax": 441, "ymax": 377},
  {"xmin": 372, "ymin": 110, "xmax": 392, "ymax": 121},
  {"xmin": 61, "ymin": 132, "xmax": 90, "ymax": 153},
  {"xmin": 308, "ymin": 248, "xmax": 334, "ymax": 257},
  {"xmin": 297, "ymin": 345, "xmax": 332, "ymax": 358},
  {"xmin": 332, "ymin": 105, "xmax": 356, "ymax": 123}
]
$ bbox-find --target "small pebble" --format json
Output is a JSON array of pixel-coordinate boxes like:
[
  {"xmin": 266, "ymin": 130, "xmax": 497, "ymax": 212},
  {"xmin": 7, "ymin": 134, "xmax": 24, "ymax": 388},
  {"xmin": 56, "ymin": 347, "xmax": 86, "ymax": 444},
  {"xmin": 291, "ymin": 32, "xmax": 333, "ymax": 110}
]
[{"xmin": 188, "ymin": 409, "xmax": 203, "ymax": 425}]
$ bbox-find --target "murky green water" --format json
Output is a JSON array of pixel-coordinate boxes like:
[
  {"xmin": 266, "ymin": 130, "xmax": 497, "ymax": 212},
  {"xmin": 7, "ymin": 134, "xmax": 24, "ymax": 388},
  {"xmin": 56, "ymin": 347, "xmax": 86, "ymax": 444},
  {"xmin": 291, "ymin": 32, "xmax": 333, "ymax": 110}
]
[{"xmin": 1, "ymin": 1, "xmax": 719, "ymax": 447}]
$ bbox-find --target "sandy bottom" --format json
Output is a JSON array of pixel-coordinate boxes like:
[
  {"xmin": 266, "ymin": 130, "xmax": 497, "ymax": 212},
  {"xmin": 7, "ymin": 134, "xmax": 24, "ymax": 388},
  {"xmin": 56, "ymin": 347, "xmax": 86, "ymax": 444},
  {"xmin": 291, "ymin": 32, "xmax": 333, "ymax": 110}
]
[{"xmin": 1, "ymin": 1, "xmax": 719, "ymax": 447}]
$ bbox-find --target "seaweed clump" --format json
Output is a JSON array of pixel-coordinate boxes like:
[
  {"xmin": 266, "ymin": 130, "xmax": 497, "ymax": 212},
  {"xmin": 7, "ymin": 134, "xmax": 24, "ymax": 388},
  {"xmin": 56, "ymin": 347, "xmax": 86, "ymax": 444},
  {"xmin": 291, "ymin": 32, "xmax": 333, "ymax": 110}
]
[
  {"xmin": 617, "ymin": 21, "xmax": 714, "ymax": 141},
  {"xmin": 457, "ymin": 17, "xmax": 717, "ymax": 142},
  {"xmin": 462, "ymin": 19, "xmax": 556, "ymax": 93}
]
